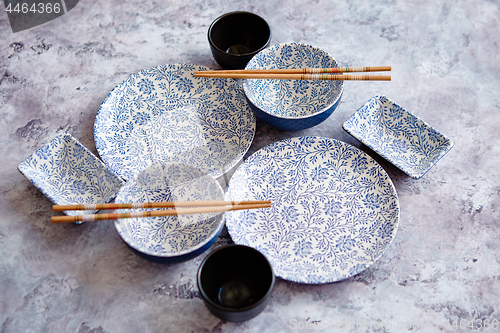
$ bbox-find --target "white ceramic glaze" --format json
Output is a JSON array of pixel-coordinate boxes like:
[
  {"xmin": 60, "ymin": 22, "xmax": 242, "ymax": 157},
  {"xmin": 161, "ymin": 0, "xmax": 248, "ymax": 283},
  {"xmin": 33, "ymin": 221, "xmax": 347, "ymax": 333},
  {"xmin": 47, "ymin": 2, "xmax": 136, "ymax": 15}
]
[
  {"xmin": 343, "ymin": 95, "xmax": 454, "ymax": 179},
  {"xmin": 18, "ymin": 133, "xmax": 123, "ymax": 218},
  {"xmin": 94, "ymin": 63, "xmax": 256, "ymax": 180},
  {"xmin": 225, "ymin": 136, "xmax": 399, "ymax": 284}
]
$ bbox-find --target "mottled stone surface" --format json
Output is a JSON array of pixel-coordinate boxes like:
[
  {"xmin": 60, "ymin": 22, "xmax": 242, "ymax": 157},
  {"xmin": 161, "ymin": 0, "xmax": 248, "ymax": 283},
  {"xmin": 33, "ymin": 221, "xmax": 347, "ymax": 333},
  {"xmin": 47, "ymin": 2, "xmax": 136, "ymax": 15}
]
[{"xmin": 1, "ymin": 0, "xmax": 499, "ymax": 332}]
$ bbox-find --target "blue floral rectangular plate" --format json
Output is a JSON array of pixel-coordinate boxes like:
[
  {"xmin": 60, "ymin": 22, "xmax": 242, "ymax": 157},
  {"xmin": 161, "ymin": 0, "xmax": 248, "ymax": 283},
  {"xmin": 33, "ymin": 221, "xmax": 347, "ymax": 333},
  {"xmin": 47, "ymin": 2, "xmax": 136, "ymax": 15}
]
[
  {"xmin": 343, "ymin": 95, "xmax": 454, "ymax": 179},
  {"xmin": 18, "ymin": 133, "xmax": 124, "ymax": 217}
]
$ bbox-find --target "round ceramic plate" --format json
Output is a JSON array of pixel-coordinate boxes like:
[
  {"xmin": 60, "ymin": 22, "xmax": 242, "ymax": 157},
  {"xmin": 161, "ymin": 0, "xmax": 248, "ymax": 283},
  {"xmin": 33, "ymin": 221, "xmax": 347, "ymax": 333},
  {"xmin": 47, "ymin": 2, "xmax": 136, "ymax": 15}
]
[
  {"xmin": 94, "ymin": 63, "xmax": 256, "ymax": 180},
  {"xmin": 225, "ymin": 137, "xmax": 400, "ymax": 284},
  {"xmin": 114, "ymin": 163, "xmax": 225, "ymax": 260}
]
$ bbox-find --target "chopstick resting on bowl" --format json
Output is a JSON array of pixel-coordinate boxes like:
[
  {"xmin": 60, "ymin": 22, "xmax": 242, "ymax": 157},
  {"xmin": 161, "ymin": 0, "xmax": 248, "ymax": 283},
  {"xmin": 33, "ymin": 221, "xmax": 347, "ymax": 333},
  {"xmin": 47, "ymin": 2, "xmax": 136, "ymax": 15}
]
[
  {"xmin": 194, "ymin": 66, "xmax": 391, "ymax": 81},
  {"xmin": 198, "ymin": 66, "xmax": 391, "ymax": 74},
  {"xmin": 51, "ymin": 200, "xmax": 272, "ymax": 223},
  {"xmin": 53, "ymin": 200, "xmax": 271, "ymax": 211}
]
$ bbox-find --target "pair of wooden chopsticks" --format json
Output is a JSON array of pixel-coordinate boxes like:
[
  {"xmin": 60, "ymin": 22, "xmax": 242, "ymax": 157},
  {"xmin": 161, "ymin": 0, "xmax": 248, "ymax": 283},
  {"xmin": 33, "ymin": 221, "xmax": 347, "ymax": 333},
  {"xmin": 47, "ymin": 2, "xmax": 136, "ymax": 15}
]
[
  {"xmin": 194, "ymin": 66, "xmax": 391, "ymax": 81},
  {"xmin": 51, "ymin": 200, "xmax": 271, "ymax": 224}
]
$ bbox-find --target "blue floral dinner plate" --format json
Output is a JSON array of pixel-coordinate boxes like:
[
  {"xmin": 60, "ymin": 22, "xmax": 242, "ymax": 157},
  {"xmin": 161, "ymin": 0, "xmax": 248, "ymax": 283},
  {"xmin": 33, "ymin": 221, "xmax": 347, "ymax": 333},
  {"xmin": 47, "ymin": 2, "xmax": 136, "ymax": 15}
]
[
  {"xmin": 225, "ymin": 137, "xmax": 400, "ymax": 284},
  {"xmin": 94, "ymin": 63, "xmax": 256, "ymax": 181},
  {"xmin": 18, "ymin": 134, "xmax": 124, "ymax": 217},
  {"xmin": 343, "ymin": 95, "xmax": 454, "ymax": 179}
]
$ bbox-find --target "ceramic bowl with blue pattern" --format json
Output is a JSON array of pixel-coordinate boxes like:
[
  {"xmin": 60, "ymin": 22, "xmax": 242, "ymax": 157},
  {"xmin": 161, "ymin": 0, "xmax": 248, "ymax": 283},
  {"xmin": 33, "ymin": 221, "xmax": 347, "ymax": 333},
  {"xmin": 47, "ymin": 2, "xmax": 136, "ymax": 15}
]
[
  {"xmin": 243, "ymin": 43, "xmax": 344, "ymax": 131},
  {"xmin": 343, "ymin": 95, "xmax": 454, "ymax": 179},
  {"xmin": 18, "ymin": 133, "xmax": 124, "ymax": 220},
  {"xmin": 113, "ymin": 162, "xmax": 225, "ymax": 263}
]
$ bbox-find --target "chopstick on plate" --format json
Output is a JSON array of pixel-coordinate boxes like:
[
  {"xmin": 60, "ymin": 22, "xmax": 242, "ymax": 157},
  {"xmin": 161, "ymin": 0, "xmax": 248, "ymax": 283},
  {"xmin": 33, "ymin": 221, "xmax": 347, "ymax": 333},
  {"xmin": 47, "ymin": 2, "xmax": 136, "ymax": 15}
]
[
  {"xmin": 50, "ymin": 200, "xmax": 272, "ymax": 223},
  {"xmin": 194, "ymin": 66, "xmax": 391, "ymax": 81}
]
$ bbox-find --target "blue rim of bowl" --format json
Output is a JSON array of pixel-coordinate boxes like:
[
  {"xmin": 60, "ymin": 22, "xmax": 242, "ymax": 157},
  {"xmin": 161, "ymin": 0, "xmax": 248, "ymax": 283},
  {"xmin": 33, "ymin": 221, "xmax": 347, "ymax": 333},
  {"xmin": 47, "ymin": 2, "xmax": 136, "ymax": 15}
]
[
  {"xmin": 119, "ymin": 215, "xmax": 226, "ymax": 259},
  {"xmin": 242, "ymin": 42, "xmax": 344, "ymax": 120}
]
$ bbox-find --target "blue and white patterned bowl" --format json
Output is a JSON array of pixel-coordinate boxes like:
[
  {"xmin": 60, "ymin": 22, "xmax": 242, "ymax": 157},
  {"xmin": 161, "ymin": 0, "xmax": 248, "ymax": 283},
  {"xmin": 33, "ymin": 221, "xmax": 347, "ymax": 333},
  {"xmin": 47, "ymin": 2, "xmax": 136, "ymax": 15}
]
[
  {"xmin": 243, "ymin": 43, "xmax": 344, "ymax": 131},
  {"xmin": 113, "ymin": 163, "xmax": 225, "ymax": 263},
  {"xmin": 94, "ymin": 63, "xmax": 256, "ymax": 181},
  {"xmin": 225, "ymin": 136, "xmax": 399, "ymax": 284},
  {"xmin": 343, "ymin": 95, "xmax": 454, "ymax": 179},
  {"xmin": 18, "ymin": 134, "xmax": 124, "ymax": 219}
]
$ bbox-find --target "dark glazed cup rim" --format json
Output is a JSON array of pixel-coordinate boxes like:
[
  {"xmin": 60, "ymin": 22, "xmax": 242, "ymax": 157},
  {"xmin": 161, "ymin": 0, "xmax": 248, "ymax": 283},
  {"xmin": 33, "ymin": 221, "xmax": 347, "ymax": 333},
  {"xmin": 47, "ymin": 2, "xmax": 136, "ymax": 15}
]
[
  {"xmin": 208, "ymin": 11, "xmax": 271, "ymax": 57},
  {"xmin": 197, "ymin": 244, "xmax": 275, "ymax": 313}
]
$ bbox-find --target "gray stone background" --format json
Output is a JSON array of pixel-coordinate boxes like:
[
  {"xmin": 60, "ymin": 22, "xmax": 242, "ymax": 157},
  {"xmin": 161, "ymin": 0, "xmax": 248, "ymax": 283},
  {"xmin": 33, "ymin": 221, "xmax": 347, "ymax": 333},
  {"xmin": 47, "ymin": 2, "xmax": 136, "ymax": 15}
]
[{"xmin": 1, "ymin": 0, "xmax": 499, "ymax": 332}]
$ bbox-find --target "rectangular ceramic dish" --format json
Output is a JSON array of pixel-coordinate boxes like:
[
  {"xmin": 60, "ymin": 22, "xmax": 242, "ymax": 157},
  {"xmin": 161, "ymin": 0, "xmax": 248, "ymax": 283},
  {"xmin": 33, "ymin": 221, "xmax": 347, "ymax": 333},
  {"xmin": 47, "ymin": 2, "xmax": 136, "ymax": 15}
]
[
  {"xmin": 343, "ymin": 95, "xmax": 454, "ymax": 179},
  {"xmin": 18, "ymin": 133, "xmax": 124, "ymax": 217}
]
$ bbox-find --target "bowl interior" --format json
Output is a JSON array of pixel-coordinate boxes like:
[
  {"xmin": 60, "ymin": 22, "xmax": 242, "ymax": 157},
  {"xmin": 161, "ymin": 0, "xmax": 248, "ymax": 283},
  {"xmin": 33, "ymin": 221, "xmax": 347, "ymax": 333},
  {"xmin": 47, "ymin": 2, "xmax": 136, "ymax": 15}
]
[
  {"xmin": 243, "ymin": 43, "xmax": 343, "ymax": 118},
  {"xmin": 114, "ymin": 163, "xmax": 224, "ymax": 257},
  {"xmin": 209, "ymin": 12, "xmax": 271, "ymax": 56},
  {"xmin": 199, "ymin": 245, "xmax": 274, "ymax": 309}
]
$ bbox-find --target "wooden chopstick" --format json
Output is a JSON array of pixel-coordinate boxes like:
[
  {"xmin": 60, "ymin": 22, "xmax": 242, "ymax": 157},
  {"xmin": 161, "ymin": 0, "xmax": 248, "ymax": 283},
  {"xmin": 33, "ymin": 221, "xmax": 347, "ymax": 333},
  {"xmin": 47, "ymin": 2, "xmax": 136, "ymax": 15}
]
[
  {"xmin": 51, "ymin": 202, "xmax": 271, "ymax": 223},
  {"xmin": 194, "ymin": 72, "xmax": 391, "ymax": 81},
  {"xmin": 197, "ymin": 66, "xmax": 391, "ymax": 75},
  {"xmin": 52, "ymin": 200, "xmax": 271, "ymax": 211}
]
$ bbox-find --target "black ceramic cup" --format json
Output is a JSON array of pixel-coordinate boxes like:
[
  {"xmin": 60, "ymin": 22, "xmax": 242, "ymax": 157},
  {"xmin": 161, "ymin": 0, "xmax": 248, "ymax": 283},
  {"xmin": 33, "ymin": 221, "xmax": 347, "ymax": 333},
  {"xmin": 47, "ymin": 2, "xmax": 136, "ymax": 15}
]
[
  {"xmin": 208, "ymin": 11, "xmax": 271, "ymax": 69},
  {"xmin": 197, "ymin": 244, "xmax": 275, "ymax": 322}
]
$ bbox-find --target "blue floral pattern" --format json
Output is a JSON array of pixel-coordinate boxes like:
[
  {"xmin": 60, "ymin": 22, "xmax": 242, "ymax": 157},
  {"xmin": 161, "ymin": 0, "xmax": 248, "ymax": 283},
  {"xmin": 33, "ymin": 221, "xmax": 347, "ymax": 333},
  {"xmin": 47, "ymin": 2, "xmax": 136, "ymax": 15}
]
[
  {"xmin": 18, "ymin": 134, "xmax": 124, "ymax": 218},
  {"xmin": 94, "ymin": 63, "xmax": 256, "ymax": 180},
  {"xmin": 343, "ymin": 95, "xmax": 454, "ymax": 179},
  {"xmin": 224, "ymin": 137, "xmax": 400, "ymax": 284},
  {"xmin": 243, "ymin": 43, "xmax": 343, "ymax": 118},
  {"xmin": 114, "ymin": 163, "xmax": 225, "ymax": 257}
]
